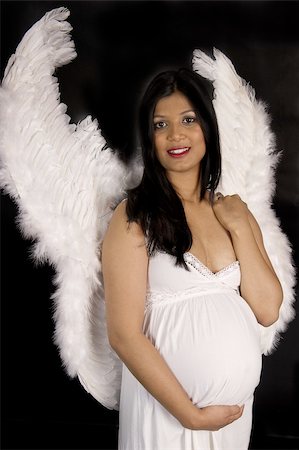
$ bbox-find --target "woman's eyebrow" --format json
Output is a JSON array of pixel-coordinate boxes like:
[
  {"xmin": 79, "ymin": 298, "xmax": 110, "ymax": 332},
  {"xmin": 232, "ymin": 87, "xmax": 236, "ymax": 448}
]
[
  {"xmin": 180, "ymin": 109, "xmax": 196, "ymax": 115},
  {"xmin": 154, "ymin": 109, "xmax": 195, "ymax": 118}
]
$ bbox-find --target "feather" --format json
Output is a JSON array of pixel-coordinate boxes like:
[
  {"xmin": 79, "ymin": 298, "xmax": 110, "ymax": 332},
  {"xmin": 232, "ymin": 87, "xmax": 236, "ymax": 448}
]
[
  {"xmin": 193, "ymin": 48, "xmax": 296, "ymax": 354},
  {"xmin": 0, "ymin": 7, "xmax": 142, "ymax": 409}
]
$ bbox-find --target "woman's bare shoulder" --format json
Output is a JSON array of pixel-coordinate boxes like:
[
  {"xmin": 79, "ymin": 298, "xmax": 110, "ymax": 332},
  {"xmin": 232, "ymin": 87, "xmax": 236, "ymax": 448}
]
[{"xmin": 103, "ymin": 199, "xmax": 146, "ymax": 254}]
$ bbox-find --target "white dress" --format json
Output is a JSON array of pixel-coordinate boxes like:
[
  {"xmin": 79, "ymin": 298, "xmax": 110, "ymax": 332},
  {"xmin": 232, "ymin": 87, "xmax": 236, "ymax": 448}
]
[{"xmin": 118, "ymin": 251, "xmax": 262, "ymax": 450}]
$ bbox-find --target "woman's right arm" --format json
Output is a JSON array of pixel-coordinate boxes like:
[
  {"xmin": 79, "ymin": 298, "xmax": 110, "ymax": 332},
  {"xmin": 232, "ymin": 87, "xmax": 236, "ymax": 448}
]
[{"xmin": 101, "ymin": 201, "xmax": 243, "ymax": 431}]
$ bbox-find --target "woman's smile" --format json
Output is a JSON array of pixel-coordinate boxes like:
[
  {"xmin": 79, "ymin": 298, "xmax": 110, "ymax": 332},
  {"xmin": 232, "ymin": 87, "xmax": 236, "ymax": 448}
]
[{"xmin": 167, "ymin": 146, "xmax": 191, "ymax": 157}]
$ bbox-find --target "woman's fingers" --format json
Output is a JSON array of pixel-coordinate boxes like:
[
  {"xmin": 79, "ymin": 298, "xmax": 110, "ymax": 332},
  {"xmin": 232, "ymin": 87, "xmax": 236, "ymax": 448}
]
[
  {"xmin": 215, "ymin": 191, "xmax": 224, "ymax": 201},
  {"xmin": 227, "ymin": 404, "xmax": 244, "ymax": 423},
  {"xmin": 222, "ymin": 404, "xmax": 244, "ymax": 424},
  {"xmin": 196, "ymin": 403, "xmax": 245, "ymax": 431},
  {"xmin": 228, "ymin": 404, "xmax": 244, "ymax": 415},
  {"xmin": 212, "ymin": 191, "xmax": 249, "ymax": 232}
]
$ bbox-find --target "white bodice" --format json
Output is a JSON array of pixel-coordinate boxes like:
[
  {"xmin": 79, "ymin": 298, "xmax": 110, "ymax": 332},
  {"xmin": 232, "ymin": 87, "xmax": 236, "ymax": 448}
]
[{"xmin": 146, "ymin": 251, "xmax": 241, "ymax": 310}]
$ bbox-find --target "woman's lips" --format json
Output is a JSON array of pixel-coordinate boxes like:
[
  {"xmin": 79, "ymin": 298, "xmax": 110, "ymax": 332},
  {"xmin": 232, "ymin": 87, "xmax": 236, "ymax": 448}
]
[{"xmin": 167, "ymin": 147, "xmax": 190, "ymax": 158}]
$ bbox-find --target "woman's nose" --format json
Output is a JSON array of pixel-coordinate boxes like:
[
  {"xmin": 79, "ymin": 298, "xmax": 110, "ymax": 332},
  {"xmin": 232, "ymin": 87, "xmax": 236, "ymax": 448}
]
[{"xmin": 167, "ymin": 123, "xmax": 185, "ymax": 141}]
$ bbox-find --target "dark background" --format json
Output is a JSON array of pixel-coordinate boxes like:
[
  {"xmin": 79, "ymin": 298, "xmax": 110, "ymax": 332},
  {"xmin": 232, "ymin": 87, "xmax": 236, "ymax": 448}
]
[{"xmin": 1, "ymin": 1, "xmax": 299, "ymax": 449}]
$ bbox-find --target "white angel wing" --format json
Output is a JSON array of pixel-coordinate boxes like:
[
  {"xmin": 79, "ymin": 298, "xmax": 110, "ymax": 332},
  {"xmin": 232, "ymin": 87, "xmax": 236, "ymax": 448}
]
[
  {"xmin": 0, "ymin": 7, "xmax": 141, "ymax": 409},
  {"xmin": 193, "ymin": 48, "xmax": 296, "ymax": 354}
]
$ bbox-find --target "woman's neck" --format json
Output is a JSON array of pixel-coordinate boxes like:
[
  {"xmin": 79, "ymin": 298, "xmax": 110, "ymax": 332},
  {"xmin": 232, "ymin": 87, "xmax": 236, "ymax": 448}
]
[{"xmin": 167, "ymin": 169, "xmax": 202, "ymax": 204}]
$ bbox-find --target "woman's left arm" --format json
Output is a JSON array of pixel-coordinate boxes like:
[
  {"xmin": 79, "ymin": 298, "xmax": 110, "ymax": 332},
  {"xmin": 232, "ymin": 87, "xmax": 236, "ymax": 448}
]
[{"xmin": 213, "ymin": 194, "xmax": 283, "ymax": 327}]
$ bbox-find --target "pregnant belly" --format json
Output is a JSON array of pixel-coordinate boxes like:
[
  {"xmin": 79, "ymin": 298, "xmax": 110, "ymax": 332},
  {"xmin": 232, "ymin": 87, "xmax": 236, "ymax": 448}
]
[{"xmin": 144, "ymin": 291, "xmax": 262, "ymax": 407}]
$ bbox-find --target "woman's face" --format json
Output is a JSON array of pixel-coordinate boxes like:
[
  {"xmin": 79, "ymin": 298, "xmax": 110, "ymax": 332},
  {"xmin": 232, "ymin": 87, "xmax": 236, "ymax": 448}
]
[{"xmin": 153, "ymin": 90, "xmax": 206, "ymax": 177}]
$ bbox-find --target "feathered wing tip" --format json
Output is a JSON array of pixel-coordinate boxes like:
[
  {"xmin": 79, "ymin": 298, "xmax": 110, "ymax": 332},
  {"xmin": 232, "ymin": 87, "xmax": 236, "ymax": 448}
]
[
  {"xmin": 192, "ymin": 48, "xmax": 296, "ymax": 354},
  {"xmin": 3, "ymin": 7, "xmax": 76, "ymax": 86},
  {"xmin": 0, "ymin": 7, "xmax": 144, "ymax": 409},
  {"xmin": 0, "ymin": 6, "xmax": 77, "ymax": 212}
]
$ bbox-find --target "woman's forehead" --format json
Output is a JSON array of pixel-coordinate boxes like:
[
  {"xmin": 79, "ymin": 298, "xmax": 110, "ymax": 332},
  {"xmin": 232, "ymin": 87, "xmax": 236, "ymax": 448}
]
[{"xmin": 154, "ymin": 91, "xmax": 194, "ymax": 116}]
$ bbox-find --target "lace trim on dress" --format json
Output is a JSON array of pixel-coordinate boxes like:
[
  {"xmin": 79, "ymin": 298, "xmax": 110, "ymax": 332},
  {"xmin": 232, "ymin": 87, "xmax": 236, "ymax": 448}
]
[
  {"xmin": 184, "ymin": 252, "xmax": 240, "ymax": 278},
  {"xmin": 145, "ymin": 284, "xmax": 239, "ymax": 310}
]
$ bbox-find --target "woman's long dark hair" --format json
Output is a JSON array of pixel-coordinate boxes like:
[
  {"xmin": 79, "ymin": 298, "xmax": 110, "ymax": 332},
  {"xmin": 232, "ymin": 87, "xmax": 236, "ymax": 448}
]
[{"xmin": 126, "ymin": 68, "xmax": 221, "ymax": 267}]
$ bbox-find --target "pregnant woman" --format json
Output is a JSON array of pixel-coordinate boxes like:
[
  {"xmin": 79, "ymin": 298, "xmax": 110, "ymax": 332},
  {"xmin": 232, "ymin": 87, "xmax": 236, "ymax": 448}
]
[
  {"xmin": 2, "ymin": 9, "xmax": 294, "ymax": 450},
  {"xmin": 102, "ymin": 69, "xmax": 283, "ymax": 449}
]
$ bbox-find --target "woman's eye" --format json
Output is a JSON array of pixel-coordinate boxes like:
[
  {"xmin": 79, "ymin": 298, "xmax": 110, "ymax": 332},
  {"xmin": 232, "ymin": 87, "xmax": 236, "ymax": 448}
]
[
  {"xmin": 154, "ymin": 121, "xmax": 167, "ymax": 130},
  {"xmin": 183, "ymin": 116, "xmax": 196, "ymax": 125}
]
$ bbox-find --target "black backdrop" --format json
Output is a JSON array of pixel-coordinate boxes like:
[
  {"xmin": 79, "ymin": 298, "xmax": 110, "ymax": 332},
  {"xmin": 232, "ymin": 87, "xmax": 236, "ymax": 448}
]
[{"xmin": 1, "ymin": 1, "xmax": 299, "ymax": 449}]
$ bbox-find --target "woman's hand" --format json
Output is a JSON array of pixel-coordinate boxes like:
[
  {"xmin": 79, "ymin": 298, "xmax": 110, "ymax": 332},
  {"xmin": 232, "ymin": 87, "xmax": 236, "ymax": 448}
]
[
  {"xmin": 212, "ymin": 193, "xmax": 249, "ymax": 233},
  {"xmin": 184, "ymin": 403, "xmax": 244, "ymax": 431}
]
